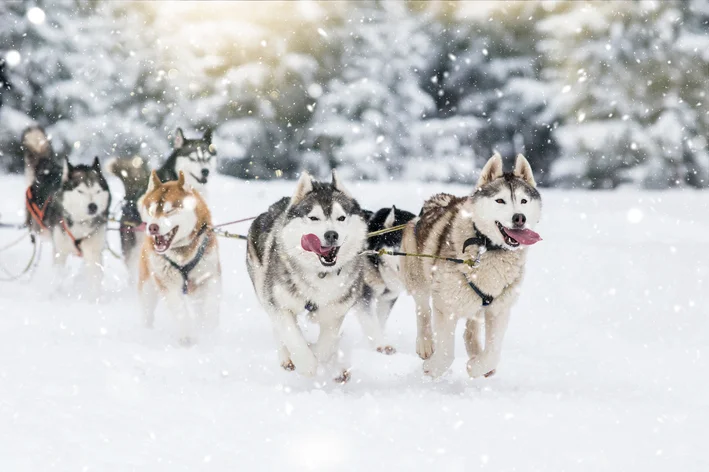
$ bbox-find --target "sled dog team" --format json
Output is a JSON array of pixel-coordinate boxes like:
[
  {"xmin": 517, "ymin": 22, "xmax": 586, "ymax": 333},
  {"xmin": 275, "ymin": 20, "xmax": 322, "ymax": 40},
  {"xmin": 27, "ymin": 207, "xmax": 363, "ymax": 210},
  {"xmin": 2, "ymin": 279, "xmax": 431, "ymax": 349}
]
[{"xmin": 21, "ymin": 126, "xmax": 543, "ymax": 382}]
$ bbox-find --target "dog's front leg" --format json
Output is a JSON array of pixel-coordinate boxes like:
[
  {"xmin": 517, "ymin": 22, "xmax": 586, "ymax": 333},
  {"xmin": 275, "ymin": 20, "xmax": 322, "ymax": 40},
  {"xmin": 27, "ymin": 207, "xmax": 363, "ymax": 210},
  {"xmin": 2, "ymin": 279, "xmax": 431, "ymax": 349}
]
[
  {"xmin": 82, "ymin": 233, "xmax": 105, "ymax": 301},
  {"xmin": 164, "ymin": 290, "xmax": 193, "ymax": 346},
  {"xmin": 50, "ymin": 230, "xmax": 69, "ymax": 295},
  {"xmin": 311, "ymin": 308, "xmax": 347, "ymax": 364},
  {"xmin": 268, "ymin": 307, "xmax": 317, "ymax": 377},
  {"xmin": 466, "ymin": 305, "xmax": 512, "ymax": 378},
  {"xmin": 423, "ymin": 295, "xmax": 457, "ymax": 378},
  {"xmin": 414, "ymin": 291, "xmax": 434, "ymax": 359}
]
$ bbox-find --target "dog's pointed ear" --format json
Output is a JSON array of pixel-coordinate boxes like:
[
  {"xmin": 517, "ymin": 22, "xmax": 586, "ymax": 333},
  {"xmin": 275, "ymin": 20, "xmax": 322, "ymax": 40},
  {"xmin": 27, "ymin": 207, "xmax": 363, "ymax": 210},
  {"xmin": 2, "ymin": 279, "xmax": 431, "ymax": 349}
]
[
  {"xmin": 331, "ymin": 169, "xmax": 351, "ymax": 197},
  {"xmin": 513, "ymin": 154, "xmax": 536, "ymax": 188},
  {"xmin": 146, "ymin": 170, "xmax": 161, "ymax": 194},
  {"xmin": 92, "ymin": 156, "xmax": 101, "ymax": 170},
  {"xmin": 61, "ymin": 158, "xmax": 70, "ymax": 183},
  {"xmin": 291, "ymin": 171, "xmax": 313, "ymax": 206},
  {"xmin": 477, "ymin": 152, "xmax": 504, "ymax": 188},
  {"xmin": 384, "ymin": 206, "xmax": 396, "ymax": 229},
  {"xmin": 202, "ymin": 128, "xmax": 213, "ymax": 144},
  {"xmin": 174, "ymin": 128, "xmax": 185, "ymax": 149},
  {"xmin": 177, "ymin": 170, "xmax": 186, "ymax": 188}
]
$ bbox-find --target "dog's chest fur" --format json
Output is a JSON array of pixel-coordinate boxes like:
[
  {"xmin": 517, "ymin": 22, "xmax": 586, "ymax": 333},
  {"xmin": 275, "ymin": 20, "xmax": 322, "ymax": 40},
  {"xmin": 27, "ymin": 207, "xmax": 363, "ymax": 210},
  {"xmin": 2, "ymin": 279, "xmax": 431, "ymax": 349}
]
[
  {"xmin": 143, "ymin": 234, "xmax": 220, "ymax": 293},
  {"xmin": 418, "ymin": 197, "xmax": 527, "ymax": 301}
]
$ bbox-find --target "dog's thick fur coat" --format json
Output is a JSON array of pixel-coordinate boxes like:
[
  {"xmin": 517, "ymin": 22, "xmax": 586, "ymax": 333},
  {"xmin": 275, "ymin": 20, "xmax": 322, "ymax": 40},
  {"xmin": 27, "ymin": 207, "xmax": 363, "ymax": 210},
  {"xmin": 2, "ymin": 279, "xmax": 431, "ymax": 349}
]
[
  {"xmin": 402, "ymin": 154, "xmax": 542, "ymax": 378},
  {"xmin": 246, "ymin": 171, "xmax": 367, "ymax": 380},
  {"xmin": 138, "ymin": 171, "xmax": 221, "ymax": 344}
]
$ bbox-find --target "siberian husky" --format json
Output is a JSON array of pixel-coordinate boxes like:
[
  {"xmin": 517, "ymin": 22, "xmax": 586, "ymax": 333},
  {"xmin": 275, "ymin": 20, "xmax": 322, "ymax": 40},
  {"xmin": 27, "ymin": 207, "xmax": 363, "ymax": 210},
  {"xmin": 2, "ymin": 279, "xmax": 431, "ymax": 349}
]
[
  {"xmin": 246, "ymin": 171, "xmax": 368, "ymax": 381},
  {"xmin": 138, "ymin": 171, "xmax": 221, "ymax": 345},
  {"xmin": 106, "ymin": 155, "xmax": 150, "ymax": 277},
  {"xmin": 354, "ymin": 206, "xmax": 415, "ymax": 354},
  {"xmin": 156, "ymin": 128, "xmax": 216, "ymax": 195},
  {"xmin": 22, "ymin": 126, "xmax": 63, "ymax": 229},
  {"xmin": 31, "ymin": 157, "xmax": 112, "ymax": 298},
  {"xmin": 402, "ymin": 153, "xmax": 542, "ymax": 378}
]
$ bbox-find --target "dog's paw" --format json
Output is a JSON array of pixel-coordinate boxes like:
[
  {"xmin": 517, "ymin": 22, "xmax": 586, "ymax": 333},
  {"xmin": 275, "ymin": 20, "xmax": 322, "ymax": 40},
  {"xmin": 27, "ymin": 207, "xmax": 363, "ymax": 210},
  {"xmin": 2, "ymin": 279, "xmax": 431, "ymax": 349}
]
[
  {"xmin": 422, "ymin": 355, "xmax": 452, "ymax": 378},
  {"xmin": 281, "ymin": 359, "xmax": 295, "ymax": 371},
  {"xmin": 416, "ymin": 335, "xmax": 434, "ymax": 360},
  {"xmin": 466, "ymin": 357, "xmax": 497, "ymax": 379},
  {"xmin": 376, "ymin": 345, "xmax": 396, "ymax": 355},
  {"xmin": 333, "ymin": 369, "xmax": 351, "ymax": 384}
]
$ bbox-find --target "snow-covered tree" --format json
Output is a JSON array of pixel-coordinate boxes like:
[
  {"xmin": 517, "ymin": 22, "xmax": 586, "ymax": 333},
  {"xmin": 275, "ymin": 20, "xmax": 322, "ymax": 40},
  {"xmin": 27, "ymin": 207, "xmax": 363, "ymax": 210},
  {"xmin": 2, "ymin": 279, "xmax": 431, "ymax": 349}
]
[
  {"xmin": 541, "ymin": 0, "xmax": 709, "ymax": 189},
  {"xmin": 306, "ymin": 1, "xmax": 436, "ymax": 180}
]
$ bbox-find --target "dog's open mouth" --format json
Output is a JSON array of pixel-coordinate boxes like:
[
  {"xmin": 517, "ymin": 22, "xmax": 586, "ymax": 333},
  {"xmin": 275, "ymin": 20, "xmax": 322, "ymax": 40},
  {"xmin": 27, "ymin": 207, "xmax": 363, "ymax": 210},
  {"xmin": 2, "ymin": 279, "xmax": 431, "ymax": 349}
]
[
  {"xmin": 496, "ymin": 221, "xmax": 542, "ymax": 247},
  {"xmin": 318, "ymin": 246, "xmax": 340, "ymax": 267},
  {"xmin": 153, "ymin": 226, "xmax": 179, "ymax": 254},
  {"xmin": 190, "ymin": 173, "xmax": 208, "ymax": 185},
  {"xmin": 301, "ymin": 233, "xmax": 341, "ymax": 267}
]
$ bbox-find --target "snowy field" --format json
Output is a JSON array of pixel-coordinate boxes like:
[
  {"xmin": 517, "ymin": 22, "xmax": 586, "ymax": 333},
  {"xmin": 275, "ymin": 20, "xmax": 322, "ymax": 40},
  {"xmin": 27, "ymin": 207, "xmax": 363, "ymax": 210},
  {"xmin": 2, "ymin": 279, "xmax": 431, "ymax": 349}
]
[{"xmin": 0, "ymin": 174, "xmax": 707, "ymax": 471}]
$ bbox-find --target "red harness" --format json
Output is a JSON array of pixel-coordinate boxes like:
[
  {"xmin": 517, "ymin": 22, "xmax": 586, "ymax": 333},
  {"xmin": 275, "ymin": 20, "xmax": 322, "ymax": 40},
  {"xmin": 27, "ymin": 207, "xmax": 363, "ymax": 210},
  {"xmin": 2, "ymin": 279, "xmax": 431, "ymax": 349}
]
[{"xmin": 25, "ymin": 186, "xmax": 84, "ymax": 257}]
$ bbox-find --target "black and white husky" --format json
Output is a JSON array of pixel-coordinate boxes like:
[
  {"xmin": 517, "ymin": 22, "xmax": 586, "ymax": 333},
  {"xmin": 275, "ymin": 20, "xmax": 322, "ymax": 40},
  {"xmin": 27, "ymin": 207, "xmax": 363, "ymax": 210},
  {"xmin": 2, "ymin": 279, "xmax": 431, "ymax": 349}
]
[
  {"xmin": 246, "ymin": 171, "xmax": 368, "ymax": 381},
  {"xmin": 156, "ymin": 128, "xmax": 216, "ymax": 195},
  {"xmin": 28, "ymin": 156, "xmax": 111, "ymax": 298},
  {"xmin": 354, "ymin": 206, "xmax": 415, "ymax": 354}
]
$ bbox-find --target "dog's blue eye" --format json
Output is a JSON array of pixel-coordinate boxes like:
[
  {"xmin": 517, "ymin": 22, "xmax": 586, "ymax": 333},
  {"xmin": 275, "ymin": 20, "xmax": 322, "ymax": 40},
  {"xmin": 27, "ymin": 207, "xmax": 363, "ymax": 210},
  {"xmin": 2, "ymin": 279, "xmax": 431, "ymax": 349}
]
[
  {"xmin": 309, "ymin": 216, "xmax": 319, "ymax": 221},
  {"xmin": 337, "ymin": 216, "xmax": 346, "ymax": 222},
  {"xmin": 495, "ymin": 199, "xmax": 505, "ymax": 204},
  {"xmin": 521, "ymin": 199, "xmax": 528, "ymax": 204}
]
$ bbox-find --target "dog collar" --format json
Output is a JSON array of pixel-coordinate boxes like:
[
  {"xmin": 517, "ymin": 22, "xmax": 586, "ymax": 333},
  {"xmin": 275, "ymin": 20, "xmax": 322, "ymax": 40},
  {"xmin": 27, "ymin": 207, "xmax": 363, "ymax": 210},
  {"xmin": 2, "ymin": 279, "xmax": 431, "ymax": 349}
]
[{"xmin": 462, "ymin": 224, "xmax": 504, "ymax": 254}]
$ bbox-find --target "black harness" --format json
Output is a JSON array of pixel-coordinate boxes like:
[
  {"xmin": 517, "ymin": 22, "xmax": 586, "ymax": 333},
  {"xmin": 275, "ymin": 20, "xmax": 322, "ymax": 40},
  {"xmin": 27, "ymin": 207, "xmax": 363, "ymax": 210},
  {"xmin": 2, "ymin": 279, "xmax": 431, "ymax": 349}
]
[
  {"xmin": 162, "ymin": 226, "xmax": 210, "ymax": 295},
  {"xmin": 461, "ymin": 225, "xmax": 502, "ymax": 307}
]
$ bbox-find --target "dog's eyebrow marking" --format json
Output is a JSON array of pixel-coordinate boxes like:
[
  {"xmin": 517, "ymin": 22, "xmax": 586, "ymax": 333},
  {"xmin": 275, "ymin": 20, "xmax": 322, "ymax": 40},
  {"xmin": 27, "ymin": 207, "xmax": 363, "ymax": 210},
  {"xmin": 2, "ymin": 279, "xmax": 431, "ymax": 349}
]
[
  {"xmin": 148, "ymin": 203, "xmax": 157, "ymax": 217},
  {"xmin": 163, "ymin": 201, "xmax": 172, "ymax": 213}
]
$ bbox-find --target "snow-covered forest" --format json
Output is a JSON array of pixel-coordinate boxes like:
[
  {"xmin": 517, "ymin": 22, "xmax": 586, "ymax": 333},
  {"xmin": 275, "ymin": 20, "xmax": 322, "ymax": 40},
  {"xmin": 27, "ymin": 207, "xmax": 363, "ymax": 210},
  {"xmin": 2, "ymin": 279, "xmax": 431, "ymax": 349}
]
[{"xmin": 1, "ymin": 0, "xmax": 709, "ymax": 188}]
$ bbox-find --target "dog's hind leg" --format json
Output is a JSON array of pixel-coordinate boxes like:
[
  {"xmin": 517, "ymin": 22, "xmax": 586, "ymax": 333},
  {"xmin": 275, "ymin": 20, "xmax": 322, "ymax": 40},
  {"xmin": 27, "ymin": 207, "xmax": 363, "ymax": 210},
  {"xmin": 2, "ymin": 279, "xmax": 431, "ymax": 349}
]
[
  {"xmin": 466, "ymin": 306, "xmax": 512, "ymax": 379},
  {"xmin": 354, "ymin": 300, "xmax": 394, "ymax": 354},
  {"xmin": 423, "ymin": 296, "xmax": 457, "ymax": 378},
  {"xmin": 414, "ymin": 291, "xmax": 434, "ymax": 360},
  {"xmin": 463, "ymin": 317, "xmax": 484, "ymax": 358}
]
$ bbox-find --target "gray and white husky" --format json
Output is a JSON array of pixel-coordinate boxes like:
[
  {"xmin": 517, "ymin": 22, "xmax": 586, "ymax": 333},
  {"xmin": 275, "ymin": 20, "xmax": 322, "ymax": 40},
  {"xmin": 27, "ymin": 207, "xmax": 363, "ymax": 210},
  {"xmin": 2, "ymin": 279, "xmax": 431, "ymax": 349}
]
[
  {"xmin": 354, "ymin": 206, "xmax": 415, "ymax": 354},
  {"xmin": 246, "ymin": 171, "xmax": 368, "ymax": 381},
  {"xmin": 44, "ymin": 157, "xmax": 111, "ymax": 298},
  {"xmin": 402, "ymin": 153, "xmax": 542, "ymax": 379},
  {"xmin": 156, "ymin": 128, "xmax": 216, "ymax": 195}
]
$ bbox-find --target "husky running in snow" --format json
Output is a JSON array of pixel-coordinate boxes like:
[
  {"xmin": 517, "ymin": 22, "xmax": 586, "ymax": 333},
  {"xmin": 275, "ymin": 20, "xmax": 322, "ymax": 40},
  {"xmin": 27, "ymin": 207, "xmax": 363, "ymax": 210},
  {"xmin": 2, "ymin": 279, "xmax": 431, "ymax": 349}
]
[
  {"xmin": 246, "ymin": 171, "xmax": 368, "ymax": 381},
  {"xmin": 354, "ymin": 206, "xmax": 416, "ymax": 354},
  {"xmin": 402, "ymin": 153, "xmax": 542, "ymax": 379},
  {"xmin": 25, "ymin": 149, "xmax": 112, "ymax": 298},
  {"xmin": 106, "ymin": 155, "xmax": 151, "ymax": 277},
  {"xmin": 138, "ymin": 171, "xmax": 221, "ymax": 345},
  {"xmin": 156, "ymin": 128, "xmax": 216, "ymax": 196}
]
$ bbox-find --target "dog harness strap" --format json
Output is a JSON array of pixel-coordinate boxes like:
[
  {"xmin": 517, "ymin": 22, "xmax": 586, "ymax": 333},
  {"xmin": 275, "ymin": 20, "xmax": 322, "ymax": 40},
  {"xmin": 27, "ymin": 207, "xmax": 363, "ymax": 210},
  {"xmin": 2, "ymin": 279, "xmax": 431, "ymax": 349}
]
[
  {"xmin": 60, "ymin": 219, "xmax": 83, "ymax": 257},
  {"xmin": 163, "ymin": 228, "xmax": 210, "ymax": 295},
  {"xmin": 25, "ymin": 187, "xmax": 51, "ymax": 231},
  {"xmin": 468, "ymin": 281, "xmax": 494, "ymax": 306}
]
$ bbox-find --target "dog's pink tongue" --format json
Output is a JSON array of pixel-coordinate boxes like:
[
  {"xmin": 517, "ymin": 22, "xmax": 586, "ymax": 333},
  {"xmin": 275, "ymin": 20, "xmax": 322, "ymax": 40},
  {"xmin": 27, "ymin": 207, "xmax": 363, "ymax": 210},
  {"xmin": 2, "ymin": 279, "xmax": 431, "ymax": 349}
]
[
  {"xmin": 505, "ymin": 228, "xmax": 542, "ymax": 245},
  {"xmin": 301, "ymin": 233, "xmax": 329, "ymax": 256}
]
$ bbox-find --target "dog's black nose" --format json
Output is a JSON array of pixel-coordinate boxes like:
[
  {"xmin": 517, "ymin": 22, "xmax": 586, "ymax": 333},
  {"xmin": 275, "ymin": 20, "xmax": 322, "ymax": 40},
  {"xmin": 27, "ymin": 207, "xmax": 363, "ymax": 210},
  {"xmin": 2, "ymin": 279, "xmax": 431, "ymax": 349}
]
[
  {"xmin": 201, "ymin": 168, "xmax": 210, "ymax": 178},
  {"xmin": 87, "ymin": 203, "xmax": 98, "ymax": 215},
  {"xmin": 324, "ymin": 231, "xmax": 339, "ymax": 246},
  {"xmin": 512, "ymin": 213, "xmax": 526, "ymax": 228}
]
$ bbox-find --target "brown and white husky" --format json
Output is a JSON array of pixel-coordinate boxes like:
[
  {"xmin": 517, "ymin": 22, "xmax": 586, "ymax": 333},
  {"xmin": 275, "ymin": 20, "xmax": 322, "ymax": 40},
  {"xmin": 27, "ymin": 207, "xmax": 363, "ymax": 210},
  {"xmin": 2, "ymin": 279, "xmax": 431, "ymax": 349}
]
[{"xmin": 138, "ymin": 171, "xmax": 221, "ymax": 344}]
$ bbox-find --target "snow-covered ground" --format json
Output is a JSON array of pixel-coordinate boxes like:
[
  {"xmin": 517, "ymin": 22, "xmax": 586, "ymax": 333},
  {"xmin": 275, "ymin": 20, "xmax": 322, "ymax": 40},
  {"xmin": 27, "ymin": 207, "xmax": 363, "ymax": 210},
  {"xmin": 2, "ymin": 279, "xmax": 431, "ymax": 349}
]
[{"xmin": 0, "ymin": 175, "xmax": 707, "ymax": 471}]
